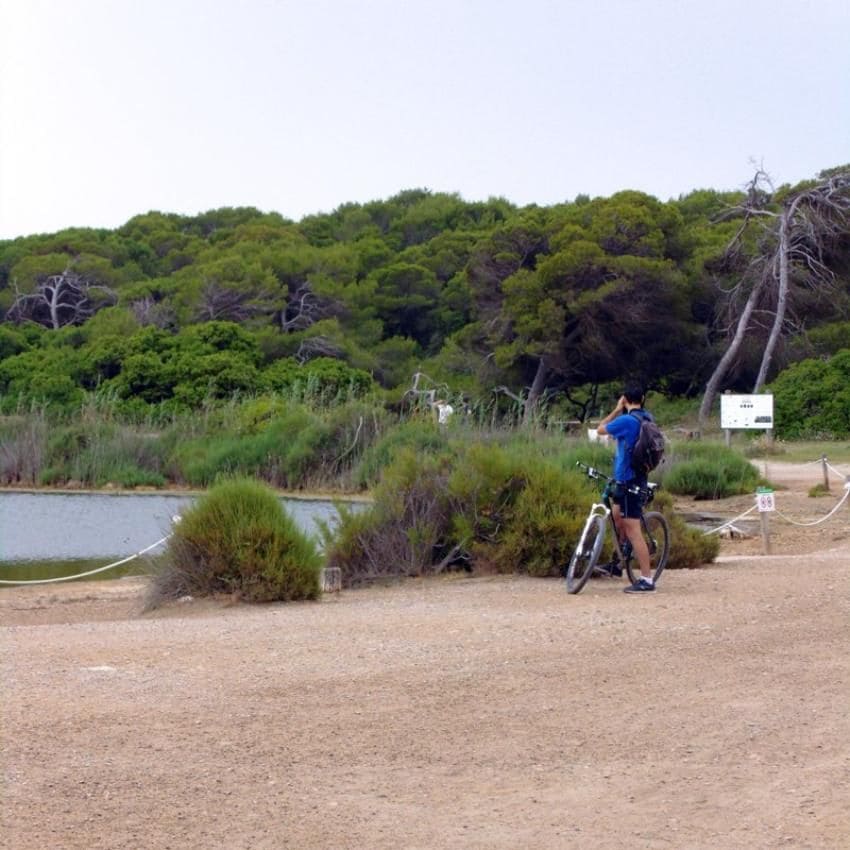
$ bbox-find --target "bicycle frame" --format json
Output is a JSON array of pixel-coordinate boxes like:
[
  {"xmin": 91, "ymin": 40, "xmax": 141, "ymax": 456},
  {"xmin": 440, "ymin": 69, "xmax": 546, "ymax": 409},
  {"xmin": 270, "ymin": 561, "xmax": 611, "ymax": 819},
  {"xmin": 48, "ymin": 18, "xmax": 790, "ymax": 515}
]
[
  {"xmin": 581, "ymin": 463, "xmax": 654, "ymax": 555},
  {"xmin": 567, "ymin": 462, "xmax": 669, "ymax": 593}
]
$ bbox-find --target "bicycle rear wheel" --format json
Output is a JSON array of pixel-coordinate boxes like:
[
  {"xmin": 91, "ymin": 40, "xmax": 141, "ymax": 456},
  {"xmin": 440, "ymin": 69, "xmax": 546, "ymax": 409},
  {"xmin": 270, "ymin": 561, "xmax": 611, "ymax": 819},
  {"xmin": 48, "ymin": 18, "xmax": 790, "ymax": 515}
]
[
  {"xmin": 625, "ymin": 511, "xmax": 670, "ymax": 585},
  {"xmin": 566, "ymin": 515, "xmax": 606, "ymax": 594}
]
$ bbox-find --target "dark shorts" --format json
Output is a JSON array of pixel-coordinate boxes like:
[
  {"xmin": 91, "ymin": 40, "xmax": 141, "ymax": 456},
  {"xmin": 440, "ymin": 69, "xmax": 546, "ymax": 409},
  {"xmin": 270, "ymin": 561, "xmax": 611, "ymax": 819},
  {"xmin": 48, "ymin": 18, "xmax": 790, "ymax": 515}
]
[{"xmin": 611, "ymin": 481, "xmax": 647, "ymax": 519}]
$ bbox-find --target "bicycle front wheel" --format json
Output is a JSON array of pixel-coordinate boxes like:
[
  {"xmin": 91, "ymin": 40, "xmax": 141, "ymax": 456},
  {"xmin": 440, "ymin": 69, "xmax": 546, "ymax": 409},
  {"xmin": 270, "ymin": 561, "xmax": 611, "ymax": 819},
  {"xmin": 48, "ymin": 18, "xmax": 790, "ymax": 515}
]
[
  {"xmin": 566, "ymin": 515, "xmax": 606, "ymax": 594},
  {"xmin": 625, "ymin": 511, "xmax": 670, "ymax": 586}
]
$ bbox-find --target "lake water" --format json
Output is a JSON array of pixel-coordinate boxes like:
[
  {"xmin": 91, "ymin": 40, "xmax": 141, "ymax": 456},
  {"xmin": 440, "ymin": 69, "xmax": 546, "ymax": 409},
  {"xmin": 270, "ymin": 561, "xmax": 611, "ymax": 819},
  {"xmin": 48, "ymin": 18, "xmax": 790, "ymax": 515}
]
[{"xmin": 0, "ymin": 491, "xmax": 358, "ymax": 564}]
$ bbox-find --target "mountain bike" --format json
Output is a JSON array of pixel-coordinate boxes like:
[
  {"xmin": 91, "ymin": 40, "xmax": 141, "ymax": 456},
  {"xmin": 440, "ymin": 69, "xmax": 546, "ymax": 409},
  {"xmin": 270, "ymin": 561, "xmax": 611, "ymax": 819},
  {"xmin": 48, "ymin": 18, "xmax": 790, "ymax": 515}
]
[{"xmin": 566, "ymin": 462, "xmax": 670, "ymax": 594}]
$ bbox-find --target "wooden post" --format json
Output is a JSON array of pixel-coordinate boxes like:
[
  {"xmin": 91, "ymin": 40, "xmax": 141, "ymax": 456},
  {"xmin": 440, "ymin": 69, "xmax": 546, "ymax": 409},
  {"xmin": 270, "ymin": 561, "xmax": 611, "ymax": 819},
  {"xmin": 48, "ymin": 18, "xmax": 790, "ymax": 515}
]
[
  {"xmin": 756, "ymin": 488, "xmax": 774, "ymax": 555},
  {"xmin": 725, "ymin": 429, "xmax": 732, "ymax": 447},
  {"xmin": 760, "ymin": 511, "xmax": 771, "ymax": 555},
  {"xmin": 822, "ymin": 455, "xmax": 830, "ymax": 492}
]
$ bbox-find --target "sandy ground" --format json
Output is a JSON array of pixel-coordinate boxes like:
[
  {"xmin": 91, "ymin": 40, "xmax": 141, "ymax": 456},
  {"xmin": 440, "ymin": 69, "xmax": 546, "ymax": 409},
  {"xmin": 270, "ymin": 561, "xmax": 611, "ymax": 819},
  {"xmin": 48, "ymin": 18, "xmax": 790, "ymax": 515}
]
[{"xmin": 1, "ymin": 462, "xmax": 849, "ymax": 849}]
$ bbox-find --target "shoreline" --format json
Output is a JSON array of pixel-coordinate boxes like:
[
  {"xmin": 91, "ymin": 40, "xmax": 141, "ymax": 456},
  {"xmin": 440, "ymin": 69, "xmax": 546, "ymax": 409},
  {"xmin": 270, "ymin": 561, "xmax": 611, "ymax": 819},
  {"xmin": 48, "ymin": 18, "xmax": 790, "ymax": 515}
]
[{"xmin": 0, "ymin": 484, "xmax": 373, "ymax": 502}]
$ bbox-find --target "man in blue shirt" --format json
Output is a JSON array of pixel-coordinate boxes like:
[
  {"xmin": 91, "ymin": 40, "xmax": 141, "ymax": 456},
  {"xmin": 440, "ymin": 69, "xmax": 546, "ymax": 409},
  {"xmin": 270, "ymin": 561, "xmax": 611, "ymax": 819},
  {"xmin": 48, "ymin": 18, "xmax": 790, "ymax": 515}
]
[{"xmin": 596, "ymin": 383, "xmax": 655, "ymax": 593}]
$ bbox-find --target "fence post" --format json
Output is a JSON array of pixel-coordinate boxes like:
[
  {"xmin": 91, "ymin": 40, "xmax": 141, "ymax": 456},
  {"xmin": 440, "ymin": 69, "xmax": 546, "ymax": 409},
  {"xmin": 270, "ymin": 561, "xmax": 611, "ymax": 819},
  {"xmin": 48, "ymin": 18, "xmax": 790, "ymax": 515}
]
[
  {"xmin": 822, "ymin": 455, "xmax": 830, "ymax": 492},
  {"xmin": 760, "ymin": 512, "xmax": 771, "ymax": 555},
  {"xmin": 756, "ymin": 488, "xmax": 775, "ymax": 556}
]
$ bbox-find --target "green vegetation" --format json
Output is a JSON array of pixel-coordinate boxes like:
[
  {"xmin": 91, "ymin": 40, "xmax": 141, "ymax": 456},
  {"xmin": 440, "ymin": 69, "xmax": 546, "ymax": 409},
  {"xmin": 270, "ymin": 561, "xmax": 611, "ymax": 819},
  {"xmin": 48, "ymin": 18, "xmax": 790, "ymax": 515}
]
[
  {"xmin": 3, "ymin": 172, "xmax": 848, "ymax": 589},
  {"xmin": 323, "ymin": 437, "xmax": 719, "ymax": 587},
  {"xmin": 144, "ymin": 478, "xmax": 322, "ymax": 608},
  {"xmin": 1, "ymin": 171, "xmax": 848, "ymax": 437},
  {"xmin": 661, "ymin": 442, "xmax": 763, "ymax": 500},
  {"xmin": 768, "ymin": 351, "xmax": 850, "ymax": 439}
]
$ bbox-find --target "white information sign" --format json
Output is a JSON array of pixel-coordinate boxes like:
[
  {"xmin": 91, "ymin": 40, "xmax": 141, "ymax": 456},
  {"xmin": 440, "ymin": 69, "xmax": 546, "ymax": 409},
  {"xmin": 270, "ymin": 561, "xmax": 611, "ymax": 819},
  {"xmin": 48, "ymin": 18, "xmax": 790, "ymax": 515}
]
[
  {"xmin": 756, "ymin": 490, "xmax": 776, "ymax": 512},
  {"xmin": 720, "ymin": 393, "xmax": 774, "ymax": 430}
]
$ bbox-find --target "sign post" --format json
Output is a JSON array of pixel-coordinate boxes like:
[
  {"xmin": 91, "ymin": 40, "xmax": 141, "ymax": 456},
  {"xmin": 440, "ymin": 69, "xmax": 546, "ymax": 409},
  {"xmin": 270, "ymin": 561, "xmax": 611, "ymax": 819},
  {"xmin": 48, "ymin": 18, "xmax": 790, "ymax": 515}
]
[{"xmin": 756, "ymin": 487, "xmax": 775, "ymax": 555}]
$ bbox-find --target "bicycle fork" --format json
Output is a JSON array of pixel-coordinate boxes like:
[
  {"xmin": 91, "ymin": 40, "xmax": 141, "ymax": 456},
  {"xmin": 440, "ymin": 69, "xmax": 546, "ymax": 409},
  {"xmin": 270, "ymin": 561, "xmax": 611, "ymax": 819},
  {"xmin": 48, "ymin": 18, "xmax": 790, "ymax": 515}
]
[{"xmin": 577, "ymin": 503, "xmax": 609, "ymax": 556}]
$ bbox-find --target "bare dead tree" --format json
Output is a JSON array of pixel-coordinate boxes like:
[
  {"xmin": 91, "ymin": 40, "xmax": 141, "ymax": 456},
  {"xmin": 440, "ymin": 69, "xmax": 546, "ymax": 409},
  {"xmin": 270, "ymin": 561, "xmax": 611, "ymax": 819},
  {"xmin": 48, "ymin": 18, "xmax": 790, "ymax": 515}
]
[
  {"xmin": 280, "ymin": 280, "xmax": 345, "ymax": 334},
  {"xmin": 7, "ymin": 267, "xmax": 117, "ymax": 329},
  {"xmin": 401, "ymin": 370, "xmax": 450, "ymax": 411},
  {"xmin": 195, "ymin": 280, "xmax": 258, "ymax": 323},
  {"xmin": 698, "ymin": 169, "xmax": 850, "ymax": 428},
  {"xmin": 130, "ymin": 296, "xmax": 176, "ymax": 329},
  {"xmin": 281, "ymin": 282, "xmax": 323, "ymax": 332},
  {"xmin": 294, "ymin": 336, "xmax": 343, "ymax": 364}
]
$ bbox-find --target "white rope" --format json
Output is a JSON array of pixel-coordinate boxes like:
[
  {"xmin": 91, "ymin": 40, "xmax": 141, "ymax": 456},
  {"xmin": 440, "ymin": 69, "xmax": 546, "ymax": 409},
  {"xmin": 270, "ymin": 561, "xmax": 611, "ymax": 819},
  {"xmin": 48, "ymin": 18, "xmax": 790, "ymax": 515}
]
[
  {"xmin": 826, "ymin": 461, "xmax": 849, "ymax": 480},
  {"xmin": 773, "ymin": 485, "xmax": 850, "ymax": 527},
  {"xmin": 701, "ymin": 504, "xmax": 759, "ymax": 536},
  {"xmin": 0, "ymin": 533, "xmax": 172, "ymax": 586}
]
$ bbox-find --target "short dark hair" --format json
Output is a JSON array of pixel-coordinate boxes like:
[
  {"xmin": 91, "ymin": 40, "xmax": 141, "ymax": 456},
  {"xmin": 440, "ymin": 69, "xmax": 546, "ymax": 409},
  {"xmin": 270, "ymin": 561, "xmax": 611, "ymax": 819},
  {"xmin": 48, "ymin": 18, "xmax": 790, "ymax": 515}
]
[{"xmin": 623, "ymin": 382, "xmax": 645, "ymax": 404}]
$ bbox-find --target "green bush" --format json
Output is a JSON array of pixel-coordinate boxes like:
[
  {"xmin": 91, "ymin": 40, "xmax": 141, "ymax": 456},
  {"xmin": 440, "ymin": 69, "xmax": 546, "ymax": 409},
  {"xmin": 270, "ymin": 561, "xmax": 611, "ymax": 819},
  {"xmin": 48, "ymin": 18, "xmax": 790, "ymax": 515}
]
[
  {"xmin": 322, "ymin": 450, "xmax": 456, "ymax": 585},
  {"xmin": 463, "ymin": 453, "xmax": 592, "ymax": 577},
  {"xmin": 661, "ymin": 443, "xmax": 761, "ymax": 499},
  {"xmin": 353, "ymin": 418, "xmax": 449, "ymax": 488},
  {"xmin": 325, "ymin": 441, "xmax": 601, "ymax": 584},
  {"xmin": 324, "ymin": 437, "xmax": 721, "ymax": 585},
  {"xmin": 145, "ymin": 478, "xmax": 321, "ymax": 607},
  {"xmin": 769, "ymin": 351, "xmax": 850, "ymax": 439},
  {"xmin": 170, "ymin": 407, "xmax": 322, "ymax": 487},
  {"xmin": 262, "ymin": 356, "xmax": 374, "ymax": 400}
]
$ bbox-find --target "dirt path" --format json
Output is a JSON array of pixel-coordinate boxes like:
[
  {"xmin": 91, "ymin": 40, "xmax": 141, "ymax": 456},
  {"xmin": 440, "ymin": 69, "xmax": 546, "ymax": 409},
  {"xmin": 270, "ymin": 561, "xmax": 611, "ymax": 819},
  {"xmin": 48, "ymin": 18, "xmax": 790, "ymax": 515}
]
[{"xmin": 2, "ymin": 464, "xmax": 849, "ymax": 849}]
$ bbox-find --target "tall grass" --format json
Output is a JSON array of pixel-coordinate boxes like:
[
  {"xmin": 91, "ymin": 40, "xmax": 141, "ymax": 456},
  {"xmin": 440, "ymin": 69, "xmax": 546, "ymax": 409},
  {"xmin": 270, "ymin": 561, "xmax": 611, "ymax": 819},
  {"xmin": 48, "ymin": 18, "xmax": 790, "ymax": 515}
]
[{"xmin": 0, "ymin": 410, "xmax": 47, "ymax": 485}]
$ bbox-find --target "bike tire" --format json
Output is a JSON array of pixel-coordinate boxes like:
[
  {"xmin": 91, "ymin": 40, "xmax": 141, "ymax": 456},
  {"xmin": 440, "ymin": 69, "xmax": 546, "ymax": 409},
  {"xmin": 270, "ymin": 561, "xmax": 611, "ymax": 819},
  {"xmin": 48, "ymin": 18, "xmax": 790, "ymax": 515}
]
[
  {"xmin": 566, "ymin": 515, "xmax": 606, "ymax": 594},
  {"xmin": 625, "ymin": 511, "xmax": 670, "ymax": 586}
]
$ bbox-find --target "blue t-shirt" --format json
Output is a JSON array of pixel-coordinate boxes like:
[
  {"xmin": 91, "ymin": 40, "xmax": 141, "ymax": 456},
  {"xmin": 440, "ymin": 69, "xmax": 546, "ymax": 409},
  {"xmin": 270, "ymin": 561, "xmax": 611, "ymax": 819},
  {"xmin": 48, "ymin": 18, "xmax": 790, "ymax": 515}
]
[{"xmin": 606, "ymin": 410, "xmax": 651, "ymax": 482}]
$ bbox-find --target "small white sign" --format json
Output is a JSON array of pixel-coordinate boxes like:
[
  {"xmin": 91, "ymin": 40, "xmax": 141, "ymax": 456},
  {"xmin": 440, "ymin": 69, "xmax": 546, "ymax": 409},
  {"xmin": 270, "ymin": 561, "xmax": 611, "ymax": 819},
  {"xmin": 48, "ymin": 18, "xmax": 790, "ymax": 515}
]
[
  {"xmin": 756, "ymin": 490, "xmax": 775, "ymax": 512},
  {"xmin": 721, "ymin": 393, "xmax": 774, "ymax": 430}
]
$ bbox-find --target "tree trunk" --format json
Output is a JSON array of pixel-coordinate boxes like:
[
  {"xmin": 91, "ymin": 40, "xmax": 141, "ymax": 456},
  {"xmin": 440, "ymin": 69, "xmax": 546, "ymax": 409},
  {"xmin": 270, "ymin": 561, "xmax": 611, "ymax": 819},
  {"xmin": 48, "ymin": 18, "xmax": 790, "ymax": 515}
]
[
  {"xmin": 522, "ymin": 357, "xmax": 549, "ymax": 426},
  {"xmin": 48, "ymin": 279, "xmax": 62, "ymax": 330},
  {"xmin": 754, "ymin": 206, "xmax": 793, "ymax": 392},
  {"xmin": 698, "ymin": 277, "xmax": 765, "ymax": 430}
]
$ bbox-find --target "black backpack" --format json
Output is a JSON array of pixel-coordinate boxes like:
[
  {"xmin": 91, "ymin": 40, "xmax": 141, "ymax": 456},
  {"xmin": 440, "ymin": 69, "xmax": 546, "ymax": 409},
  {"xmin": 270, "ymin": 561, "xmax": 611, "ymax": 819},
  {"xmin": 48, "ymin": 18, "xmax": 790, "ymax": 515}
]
[{"xmin": 629, "ymin": 411, "xmax": 665, "ymax": 476}]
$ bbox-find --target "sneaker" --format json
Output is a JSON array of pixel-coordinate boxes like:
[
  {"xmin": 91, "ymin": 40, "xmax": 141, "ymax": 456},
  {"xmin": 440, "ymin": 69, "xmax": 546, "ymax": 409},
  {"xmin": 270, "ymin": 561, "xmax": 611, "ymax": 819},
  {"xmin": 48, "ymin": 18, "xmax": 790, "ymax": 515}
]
[
  {"xmin": 624, "ymin": 578, "xmax": 655, "ymax": 593},
  {"xmin": 596, "ymin": 560, "xmax": 623, "ymax": 578}
]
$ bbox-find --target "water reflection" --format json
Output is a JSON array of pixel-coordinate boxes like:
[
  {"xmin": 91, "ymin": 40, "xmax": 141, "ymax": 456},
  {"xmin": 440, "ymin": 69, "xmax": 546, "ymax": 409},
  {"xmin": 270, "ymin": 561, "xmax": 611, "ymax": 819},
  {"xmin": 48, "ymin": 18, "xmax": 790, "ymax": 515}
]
[{"xmin": 0, "ymin": 491, "xmax": 355, "ymax": 563}]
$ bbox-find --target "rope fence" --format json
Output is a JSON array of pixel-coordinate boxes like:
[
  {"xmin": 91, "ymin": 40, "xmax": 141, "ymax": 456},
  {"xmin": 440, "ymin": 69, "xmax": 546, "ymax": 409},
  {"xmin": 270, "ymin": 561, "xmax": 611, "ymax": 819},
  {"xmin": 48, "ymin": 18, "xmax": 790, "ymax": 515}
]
[
  {"xmin": 0, "ymin": 533, "xmax": 174, "ymax": 587},
  {"xmin": 704, "ymin": 454, "xmax": 850, "ymax": 539},
  {"xmin": 700, "ymin": 505, "xmax": 759, "ymax": 536}
]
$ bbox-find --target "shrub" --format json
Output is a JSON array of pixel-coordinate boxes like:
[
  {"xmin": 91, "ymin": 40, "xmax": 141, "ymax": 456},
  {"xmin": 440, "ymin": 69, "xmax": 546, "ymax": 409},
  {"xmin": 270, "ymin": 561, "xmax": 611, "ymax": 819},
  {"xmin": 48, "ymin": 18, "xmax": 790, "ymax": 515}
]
[
  {"xmin": 144, "ymin": 478, "xmax": 321, "ymax": 608},
  {"xmin": 769, "ymin": 351, "xmax": 850, "ymax": 438},
  {"xmin": 661, "ymin": 443, "xmax": 761, "ymax": 499},
  {"xmin": 169, "ymin": 406, "xmax": 325, "ymax": 488},
  {"xmin": 262, "ymin": 356, "xmax": 374, "ymax": 400},
  {"xmin": 324, "ymin": 436, "xmax": 721, "ymax": 585},
  {"xmin": 465, "ymin": 455, "xmax": 592, "ymax": 578},
  {"xmin": 322, "ymin": 450, "xmax": 456, "ymax": 585},
  {"xmin": 324, "ymin": 441, "xmax": 601, "ymax": 584},
  {"xmin": 650, "ymin": 491, "xmax": 720, "ymax": 569},
  {"xmin": 352, "ymin": 418, "xmax": 449, "ymax": 488}
]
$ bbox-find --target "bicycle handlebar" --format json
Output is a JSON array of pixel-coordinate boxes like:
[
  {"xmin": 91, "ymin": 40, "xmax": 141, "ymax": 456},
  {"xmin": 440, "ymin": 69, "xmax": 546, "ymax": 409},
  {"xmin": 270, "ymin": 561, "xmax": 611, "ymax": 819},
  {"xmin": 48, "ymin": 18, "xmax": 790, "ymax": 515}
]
[{"xmin": 574, "ymin": 461, "xmax": 658, "ymax": 495}]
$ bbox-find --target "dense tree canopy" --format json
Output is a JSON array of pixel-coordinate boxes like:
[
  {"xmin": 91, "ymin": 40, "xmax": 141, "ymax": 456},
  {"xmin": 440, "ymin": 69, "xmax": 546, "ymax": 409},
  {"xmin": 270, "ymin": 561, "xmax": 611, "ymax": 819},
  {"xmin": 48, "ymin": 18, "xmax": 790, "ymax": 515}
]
[{"xmin": 1, "ymin": 173, "xmax": 849, "ymax": 422}]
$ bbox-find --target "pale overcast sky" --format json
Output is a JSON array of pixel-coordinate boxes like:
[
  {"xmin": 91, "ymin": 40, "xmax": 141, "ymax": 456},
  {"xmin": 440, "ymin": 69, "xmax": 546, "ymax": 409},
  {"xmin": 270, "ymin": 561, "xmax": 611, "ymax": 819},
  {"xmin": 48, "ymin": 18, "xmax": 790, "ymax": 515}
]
[{"xmin": 1, "ymin": 0, "xmax": 848, "ymax": 240}]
